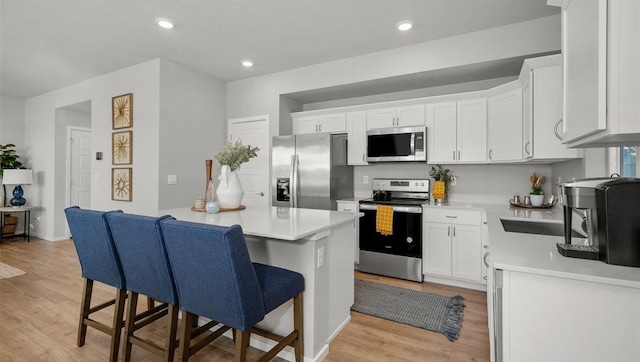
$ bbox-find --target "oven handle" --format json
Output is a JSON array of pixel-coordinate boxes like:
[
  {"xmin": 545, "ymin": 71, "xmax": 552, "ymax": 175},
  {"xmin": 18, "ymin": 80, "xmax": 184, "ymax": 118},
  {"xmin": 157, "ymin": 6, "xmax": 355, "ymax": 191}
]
[{"xmin": 359, "ymin": 204, "xmax": 423, "ymax": 214}]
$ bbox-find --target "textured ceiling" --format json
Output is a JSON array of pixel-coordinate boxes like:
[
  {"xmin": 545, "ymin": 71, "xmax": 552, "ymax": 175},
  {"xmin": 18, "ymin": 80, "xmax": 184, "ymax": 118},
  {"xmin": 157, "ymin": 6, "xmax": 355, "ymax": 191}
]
[{"xmin": 1, "ymin": 0, "xmax": 558, "ymax": 99}]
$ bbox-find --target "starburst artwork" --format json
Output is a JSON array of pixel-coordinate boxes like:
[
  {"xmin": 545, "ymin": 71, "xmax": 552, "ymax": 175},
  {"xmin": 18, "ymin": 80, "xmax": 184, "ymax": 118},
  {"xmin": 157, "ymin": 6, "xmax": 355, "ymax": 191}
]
[
  {"xmin": 112, "ymin": 168, "xmax": 132, "ymax": 201},
  {"xmin": 112, "ymin": 93, "xmax": 133, "ymax": 129},
  {"xmin": 112, "ymin": 131, "xmax": 132, "ymax": 165}
]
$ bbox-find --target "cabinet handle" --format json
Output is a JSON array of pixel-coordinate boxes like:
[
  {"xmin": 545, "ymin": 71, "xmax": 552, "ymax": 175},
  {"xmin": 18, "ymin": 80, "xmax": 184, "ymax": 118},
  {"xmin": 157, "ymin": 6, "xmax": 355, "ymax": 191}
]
[
  {"xmin": 319, "ymin": 124, "xmax": 322, "ymax": 132},
  {"xmin": 445, "ymin": 215, "xmax": 458, "ymax": 218},
  {"xmin": 554, "ymin": 119, "xmax": 564, "ymax": 140},
  {"xmin": 343, "ymin": 208, "xmax": 353, "ymax": 212},
  {"xmin": 483, "ymin": 276, "xmax": 488, "ymax": 281},
  {"xmin": 453, "ymin": 226, "xmax": 456, "ymax": 237},
  {"xmin": 315, "ymin": 124, "xmax": 319, "ymax": 132},
  {"xmin": 362, "ymin": 154, "xmax": 365, "ymax": 162},
  {"xmin": 489, "ymin": 149, "xmax": 493, "ymax": 160},
  {"xmin": 453, "ymin": 150, "xmax": 456, "ymax": 161},
  {"xmin": 483, "ymin": 252, "xmax": 490, "ymax": 268},
  {"xmin": 255, "ymin": 192, "xmax": 264, "ymax": 196},
  {"xmin": 525, "ymin": 141, "xmax": 531, "ymax": 155},
  {"xmin": 458, "ymin": 150, "xmax": 461, "ymax": 160},
  {"xmin": 483, "ymin": 245, "xmax": 489, "ymax": 249},
  {"xmin": 447, "ymin": 226, "xmax": 450, "ymax": 237}
]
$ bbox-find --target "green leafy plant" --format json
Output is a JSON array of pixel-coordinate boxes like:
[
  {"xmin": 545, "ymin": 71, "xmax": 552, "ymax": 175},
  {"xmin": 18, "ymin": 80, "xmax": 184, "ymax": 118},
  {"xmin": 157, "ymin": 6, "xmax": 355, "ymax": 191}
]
[
  {"xmin": 0, "ymin": 143, "xmax": 24, "ymax": 207},
  {"xmin": 429, "ymin": 164, "xmax": 455, "ymax": 184},
  {"xmin": 0, "ymin": 144, "xmax": 22, "ymax": 176},
  {"xmin": 215, "ymin": 139, "xmax": 259, "ymax": 172}
]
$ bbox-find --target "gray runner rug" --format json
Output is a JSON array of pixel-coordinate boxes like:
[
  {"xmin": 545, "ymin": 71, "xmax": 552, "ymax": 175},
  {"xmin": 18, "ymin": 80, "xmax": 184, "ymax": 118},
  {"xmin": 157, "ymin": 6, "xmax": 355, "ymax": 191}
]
[{"xmin": 352, "ymin": 279, "xmax": 465, "ymax": 341}]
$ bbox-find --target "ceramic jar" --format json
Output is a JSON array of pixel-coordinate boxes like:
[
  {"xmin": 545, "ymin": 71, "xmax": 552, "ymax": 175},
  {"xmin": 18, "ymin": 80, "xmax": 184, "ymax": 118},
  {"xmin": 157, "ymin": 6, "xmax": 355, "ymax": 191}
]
[{"xmin": 216, "ymin": 165, "xmax": 244, "ymax": 209}]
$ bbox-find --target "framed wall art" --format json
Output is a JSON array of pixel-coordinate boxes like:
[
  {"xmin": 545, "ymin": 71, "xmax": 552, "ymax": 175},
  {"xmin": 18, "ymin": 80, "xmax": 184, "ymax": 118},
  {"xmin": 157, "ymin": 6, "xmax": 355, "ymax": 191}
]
[
  {"xmin": 112, "ymin": 168, "xmax": 132, "ymax": 201},
  {"xmin": 112, "ymin": 130, "xmax": 132, "ymax": 165},
  {"xmin": 112, "ymin": 93, "xmax": 133, "ymax": 129}
]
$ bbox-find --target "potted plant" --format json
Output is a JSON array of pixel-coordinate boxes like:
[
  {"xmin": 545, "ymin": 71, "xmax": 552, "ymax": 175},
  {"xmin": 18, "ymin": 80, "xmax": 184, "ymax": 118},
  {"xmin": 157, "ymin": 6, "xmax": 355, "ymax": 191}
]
[
  {"xmin": 0, "ymin": 144, "xmax": 23, "ymax": 207},
  {"xmin": 429, "ymin": 164, "xmax": 455, "ymax": 203},
  {"xmin": 529, "ymin": 173, "xmax": 546, "ymax": 206},
  {"xmin": 215, "ymin": 140, "xmax": 259, "ymax": 209}
]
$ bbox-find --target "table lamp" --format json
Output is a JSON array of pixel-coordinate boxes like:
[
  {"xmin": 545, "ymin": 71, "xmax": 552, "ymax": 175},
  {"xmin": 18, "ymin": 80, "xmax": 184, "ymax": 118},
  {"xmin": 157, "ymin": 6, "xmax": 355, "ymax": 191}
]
[{"xmin": 2, "ymin": 169, "xmax": 34, "ymax": 207}]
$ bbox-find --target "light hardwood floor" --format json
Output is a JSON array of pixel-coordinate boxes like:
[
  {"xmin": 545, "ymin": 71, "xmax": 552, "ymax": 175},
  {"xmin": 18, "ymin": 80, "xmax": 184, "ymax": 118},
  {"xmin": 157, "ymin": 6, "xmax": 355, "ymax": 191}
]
[{"xmin": 0, "ymin": 237, "xmax": 489, "ymax": 361}]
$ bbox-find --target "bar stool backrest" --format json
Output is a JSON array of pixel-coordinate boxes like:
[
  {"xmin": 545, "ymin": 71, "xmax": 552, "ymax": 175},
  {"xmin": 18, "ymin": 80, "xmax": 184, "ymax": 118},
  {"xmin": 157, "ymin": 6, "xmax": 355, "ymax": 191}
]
[
  {"xmin": 64, "ymin": 206, "xmax": 124, "ymax": 289},
  {"xmin": 161, "ymin": 220, "xmax": 266, "ymax": 331}
]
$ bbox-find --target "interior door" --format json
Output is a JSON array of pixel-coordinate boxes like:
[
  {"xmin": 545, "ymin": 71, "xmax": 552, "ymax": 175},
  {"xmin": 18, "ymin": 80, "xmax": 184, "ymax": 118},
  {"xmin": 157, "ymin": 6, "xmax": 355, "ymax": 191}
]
[
  {"xmin": 227, "ymin": 116, "xmax": 270, "ymax": 207},
  {"xmin": 69, "ymin": 128, "xmax": 92, "ymax": 209}
]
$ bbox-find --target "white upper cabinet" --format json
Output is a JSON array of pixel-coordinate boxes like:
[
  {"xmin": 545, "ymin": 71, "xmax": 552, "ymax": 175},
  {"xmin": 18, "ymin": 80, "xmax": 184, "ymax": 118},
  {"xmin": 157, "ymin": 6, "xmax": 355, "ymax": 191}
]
[
  {"xmin": 427, "ymin": 99, "xmax": 486, "ymax": 163},
  {"xmin": 555, "ymin": 0, "xmax": 640, "ymax": 147},
  {"xmin": 523, "ymin": 60, "xmax": 582, "ymax": 161},
  {"xmin": 367, "ymin": 105, "xmax": 425, "ymax": 130},
  {"xmin": 561, "ymin": 0, "xmax": 607, "ymax": 143},
  {"xmin": 293, "ymin": 113, "xmax": 346, "ymax": 134},
  {"xmin": 487, "ymin": 86, "xmax": 523, "ymax": 162},
  {"xmin": 346, "ymin": 111, "xmax": 368, "ymax": 165}
]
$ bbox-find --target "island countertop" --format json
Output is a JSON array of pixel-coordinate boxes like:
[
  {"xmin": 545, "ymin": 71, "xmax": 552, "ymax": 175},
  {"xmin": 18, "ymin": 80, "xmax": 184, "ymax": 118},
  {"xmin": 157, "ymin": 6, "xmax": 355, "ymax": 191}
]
[{"xmin": 159, "ymin": 206, "xmax": 361, "ymax": 241}]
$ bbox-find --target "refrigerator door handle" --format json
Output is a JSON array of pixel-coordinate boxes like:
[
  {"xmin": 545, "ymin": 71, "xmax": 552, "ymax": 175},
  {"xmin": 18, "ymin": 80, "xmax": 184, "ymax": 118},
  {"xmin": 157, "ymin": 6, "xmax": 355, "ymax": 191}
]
[{"xmin": 291, "ymin": 154, "xmax": 299, "ymax": 208}]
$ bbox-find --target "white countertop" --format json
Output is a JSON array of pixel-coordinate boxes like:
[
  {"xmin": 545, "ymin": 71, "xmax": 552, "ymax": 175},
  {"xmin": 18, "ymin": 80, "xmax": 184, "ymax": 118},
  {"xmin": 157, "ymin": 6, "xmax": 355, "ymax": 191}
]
[
  {"xmin": 423, "ymin": 201, "xmax": 640, "ymax": 289},
  {"xmin": 159, "ymin": 206, "xmax": 360, "ymax": 241}
]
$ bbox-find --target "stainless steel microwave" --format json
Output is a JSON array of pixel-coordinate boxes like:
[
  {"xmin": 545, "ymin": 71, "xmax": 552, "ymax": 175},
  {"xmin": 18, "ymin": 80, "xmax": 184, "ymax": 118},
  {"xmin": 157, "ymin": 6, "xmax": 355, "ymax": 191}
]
[{"xmin": 366, "ymin": 126, "xmax": 426, "ymax": 162}]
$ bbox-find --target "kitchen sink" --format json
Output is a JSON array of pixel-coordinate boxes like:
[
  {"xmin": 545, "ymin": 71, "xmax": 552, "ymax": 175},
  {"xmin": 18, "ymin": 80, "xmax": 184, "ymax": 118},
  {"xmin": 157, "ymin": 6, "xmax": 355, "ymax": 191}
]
[{"xmin": 500, "ymin": 218, "xmax": 586, "ymax": 237}]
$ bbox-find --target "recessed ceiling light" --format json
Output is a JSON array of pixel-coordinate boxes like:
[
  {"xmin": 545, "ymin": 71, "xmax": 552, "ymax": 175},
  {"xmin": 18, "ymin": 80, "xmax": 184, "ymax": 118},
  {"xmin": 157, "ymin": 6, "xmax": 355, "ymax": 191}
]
[
  {"xmin": 242, "ymin": 60, "xmax": 254, "ymax": 68},
  {"xmin": 156, "ymin": 18, "xmax": 174, "ymax": 29},
  {"xmin": 396, "ymin": 20, "xmax": 413, "ymax": 31}
]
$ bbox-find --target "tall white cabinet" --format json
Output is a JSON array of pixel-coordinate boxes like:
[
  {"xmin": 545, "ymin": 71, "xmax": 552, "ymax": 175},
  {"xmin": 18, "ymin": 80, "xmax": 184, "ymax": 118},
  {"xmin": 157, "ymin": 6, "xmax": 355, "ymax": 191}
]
[
  {"xmin": 552, "ymin": 0, "xmax": 640, "ymax": 147},
  {"xmin": 487, "ymin": 86, "xmax": 523, "ymax": 162}
]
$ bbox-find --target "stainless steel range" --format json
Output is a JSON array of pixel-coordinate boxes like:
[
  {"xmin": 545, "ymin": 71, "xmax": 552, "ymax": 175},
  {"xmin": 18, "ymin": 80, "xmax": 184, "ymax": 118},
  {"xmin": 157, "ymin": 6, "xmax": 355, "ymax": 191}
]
[{"xmin": 358, "ymin": 178, "xmax": 429, "ymax": 282}]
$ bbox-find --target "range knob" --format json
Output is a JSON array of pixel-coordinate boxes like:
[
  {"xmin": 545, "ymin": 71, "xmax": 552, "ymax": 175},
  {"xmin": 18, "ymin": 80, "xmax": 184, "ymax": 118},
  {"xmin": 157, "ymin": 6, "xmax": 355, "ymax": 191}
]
[
  {"xmin": 421, "ymin": 182, "xmax": 425, "ymax": 186},
  {"xmin": 414, "ymin": 182, "xmax": 418, "ymax": 186}
]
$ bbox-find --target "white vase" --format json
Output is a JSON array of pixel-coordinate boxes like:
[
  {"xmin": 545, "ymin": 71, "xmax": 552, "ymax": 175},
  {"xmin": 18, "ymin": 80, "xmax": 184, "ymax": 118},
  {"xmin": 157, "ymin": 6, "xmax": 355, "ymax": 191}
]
[{"xmin": 217, "ymin": 165, "xmax": 244, "ymax": 209}]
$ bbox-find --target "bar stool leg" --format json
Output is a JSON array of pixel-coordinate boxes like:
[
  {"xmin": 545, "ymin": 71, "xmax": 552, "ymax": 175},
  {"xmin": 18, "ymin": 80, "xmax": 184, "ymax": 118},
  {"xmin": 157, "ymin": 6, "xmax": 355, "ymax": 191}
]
[
  {"xmin": 178, "ymin": 311, "xmax": 195, "ymax": 362},
  {"xmin": 293, "ymin": 293, "xmax": 304, "ymax": 362},
  {"xmin": 110, "ymin": 288, "xmax": 127, "ymax": 362},
  {"xmin": 234, "ymin": 330, "xmax": 250, "ymax": 362},
  {"xmin": 77, "ymin": 278, "xmax": 93, "ymax": 347},
  {"xmin": 163, "ymin": 305, "xmax": 179, "ymax": 361},
  {"xmin": 122, "ymin": 291, "xmax": 139, "ymax": 362}
]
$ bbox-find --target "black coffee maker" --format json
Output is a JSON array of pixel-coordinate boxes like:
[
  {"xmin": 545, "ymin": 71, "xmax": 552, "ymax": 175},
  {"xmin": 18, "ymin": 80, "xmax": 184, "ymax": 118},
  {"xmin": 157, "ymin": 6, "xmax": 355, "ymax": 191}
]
[{"xmin": 560, "ymin": 178, "xmax": 640, "ymax": 267}]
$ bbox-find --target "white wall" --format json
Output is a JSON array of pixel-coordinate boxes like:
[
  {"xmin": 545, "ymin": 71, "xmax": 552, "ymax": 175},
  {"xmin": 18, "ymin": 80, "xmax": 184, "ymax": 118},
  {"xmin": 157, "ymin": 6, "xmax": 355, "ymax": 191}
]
[
  {"xmin": 24, "ymin": 60, "xmax": 161, "ymax": 240},
  {"xmin": 157, "ymin": 59, "xmax": 227, "ymax": 210},
  {"xmin": 23, "ymin": 59, "xmax": 228, "ymax": 240},
  {"xmin": 227, "ymin": 15, "xmax": 561, "ymax": 137},
  {"xmin": 0, "ymin": 96, "xmax": 26, "ymax": 154},
  {"xmin": 354, "ymin": 163, "xmax": 554, "ymax": 203}
]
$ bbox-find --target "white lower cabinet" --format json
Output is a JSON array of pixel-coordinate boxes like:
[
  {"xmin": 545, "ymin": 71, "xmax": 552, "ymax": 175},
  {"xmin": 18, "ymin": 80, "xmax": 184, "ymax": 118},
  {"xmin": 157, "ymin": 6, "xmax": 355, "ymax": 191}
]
[
  {"xmin": 423, "ymin": 208, "xmax": 483, "ymax": 283},
  {"xmin": 493, "ymin": 269, "xmax": 640, "ymax": 362},
  {"xmin": 337, "ymin": 200, "xmax": 359, "ymax": 264}
]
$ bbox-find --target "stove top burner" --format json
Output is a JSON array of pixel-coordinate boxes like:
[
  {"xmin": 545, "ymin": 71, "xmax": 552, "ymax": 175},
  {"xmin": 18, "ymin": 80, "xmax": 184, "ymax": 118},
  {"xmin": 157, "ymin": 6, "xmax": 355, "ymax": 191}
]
[{"xmin": 360, "ymin": 198, "xmax": 428, "ymax": 206}]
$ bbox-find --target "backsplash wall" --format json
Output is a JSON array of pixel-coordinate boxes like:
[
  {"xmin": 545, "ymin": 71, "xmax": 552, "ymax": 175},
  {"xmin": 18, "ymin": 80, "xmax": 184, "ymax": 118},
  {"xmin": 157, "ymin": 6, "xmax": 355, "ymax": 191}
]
[{"xmin": 353, "ymin": 163, "xmax": 553, "ymax": 204}]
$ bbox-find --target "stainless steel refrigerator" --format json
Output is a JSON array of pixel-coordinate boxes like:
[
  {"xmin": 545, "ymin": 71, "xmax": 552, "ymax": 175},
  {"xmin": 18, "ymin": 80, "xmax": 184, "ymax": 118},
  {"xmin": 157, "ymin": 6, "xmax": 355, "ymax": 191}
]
[{"xmin": 272, "ymin": 133, "xmax": 353, "ymax": 210}]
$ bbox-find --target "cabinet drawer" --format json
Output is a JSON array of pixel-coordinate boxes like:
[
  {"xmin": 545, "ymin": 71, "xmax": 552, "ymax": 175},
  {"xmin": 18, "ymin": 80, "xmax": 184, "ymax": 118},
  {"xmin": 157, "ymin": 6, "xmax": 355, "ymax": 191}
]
[
  {"xmin": 423, "ymin": 208, "xmax": 481, "ymax": 225},
  {"xmin": 337, "ymin": 202, "xmax": 358, "ymax": 212}
]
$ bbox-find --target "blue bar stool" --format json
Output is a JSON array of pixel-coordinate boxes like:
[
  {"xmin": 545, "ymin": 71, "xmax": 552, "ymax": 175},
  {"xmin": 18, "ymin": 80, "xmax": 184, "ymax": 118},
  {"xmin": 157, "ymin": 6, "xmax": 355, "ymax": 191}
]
[
  {"xmin": 106, "ymin": 213, "xmax": 182, "ymax": 361},
  {"xmin": 64, "ymin": 207, "xmax": 126, "ymax": 362},
  {"xmin": 160, "ymin": 220, "xmax": 305, "ymax": 362}
]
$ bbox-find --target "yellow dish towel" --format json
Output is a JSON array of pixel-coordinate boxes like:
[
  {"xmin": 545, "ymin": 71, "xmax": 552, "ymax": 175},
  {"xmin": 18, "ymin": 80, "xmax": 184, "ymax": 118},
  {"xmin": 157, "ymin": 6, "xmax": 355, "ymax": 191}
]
[{"xmin": 376, "ymin": 205, "xmax": 394, "ymax": 236}]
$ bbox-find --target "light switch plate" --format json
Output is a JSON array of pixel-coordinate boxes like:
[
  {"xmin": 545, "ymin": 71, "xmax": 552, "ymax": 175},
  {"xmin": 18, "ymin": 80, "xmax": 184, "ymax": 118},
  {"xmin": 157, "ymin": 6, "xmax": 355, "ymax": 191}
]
[
  {"xmin": 168, "ymin": 175, "xmax": 177, "ymax": 185},
  {"xmin": 363, "ymin": 175, "xmax": 369, "ymax": 184}
]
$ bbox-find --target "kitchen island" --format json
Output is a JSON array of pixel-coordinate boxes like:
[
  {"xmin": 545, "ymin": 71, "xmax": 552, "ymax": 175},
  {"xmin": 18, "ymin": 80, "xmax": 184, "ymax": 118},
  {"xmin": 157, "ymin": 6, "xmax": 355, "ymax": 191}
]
[{"xmin": 159, "ymin": 206, "xmax": 360, "ymax": 362}]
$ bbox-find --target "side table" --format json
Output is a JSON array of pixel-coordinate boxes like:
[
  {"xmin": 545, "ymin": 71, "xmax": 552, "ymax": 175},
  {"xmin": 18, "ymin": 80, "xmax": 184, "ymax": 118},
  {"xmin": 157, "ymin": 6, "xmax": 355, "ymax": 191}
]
[{"xmin": 0, "ymin": 206, "xmax": 32, "ymax": 243}]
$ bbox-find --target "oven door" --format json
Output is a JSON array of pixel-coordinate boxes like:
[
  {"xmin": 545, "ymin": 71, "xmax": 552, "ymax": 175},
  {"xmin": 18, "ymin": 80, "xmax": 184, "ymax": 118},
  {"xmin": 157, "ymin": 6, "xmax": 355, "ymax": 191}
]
[{"xmin": 358, "ymin": 203, "xmax": 422, "ymax": 258}]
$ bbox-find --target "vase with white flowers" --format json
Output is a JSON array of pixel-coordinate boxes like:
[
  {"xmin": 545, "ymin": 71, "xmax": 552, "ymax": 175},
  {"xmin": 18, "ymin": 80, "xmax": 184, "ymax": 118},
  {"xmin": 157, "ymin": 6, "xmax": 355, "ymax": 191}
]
[{"xmin": 215, "ymin": 140, "xmax": 259, "ymax": 208}]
